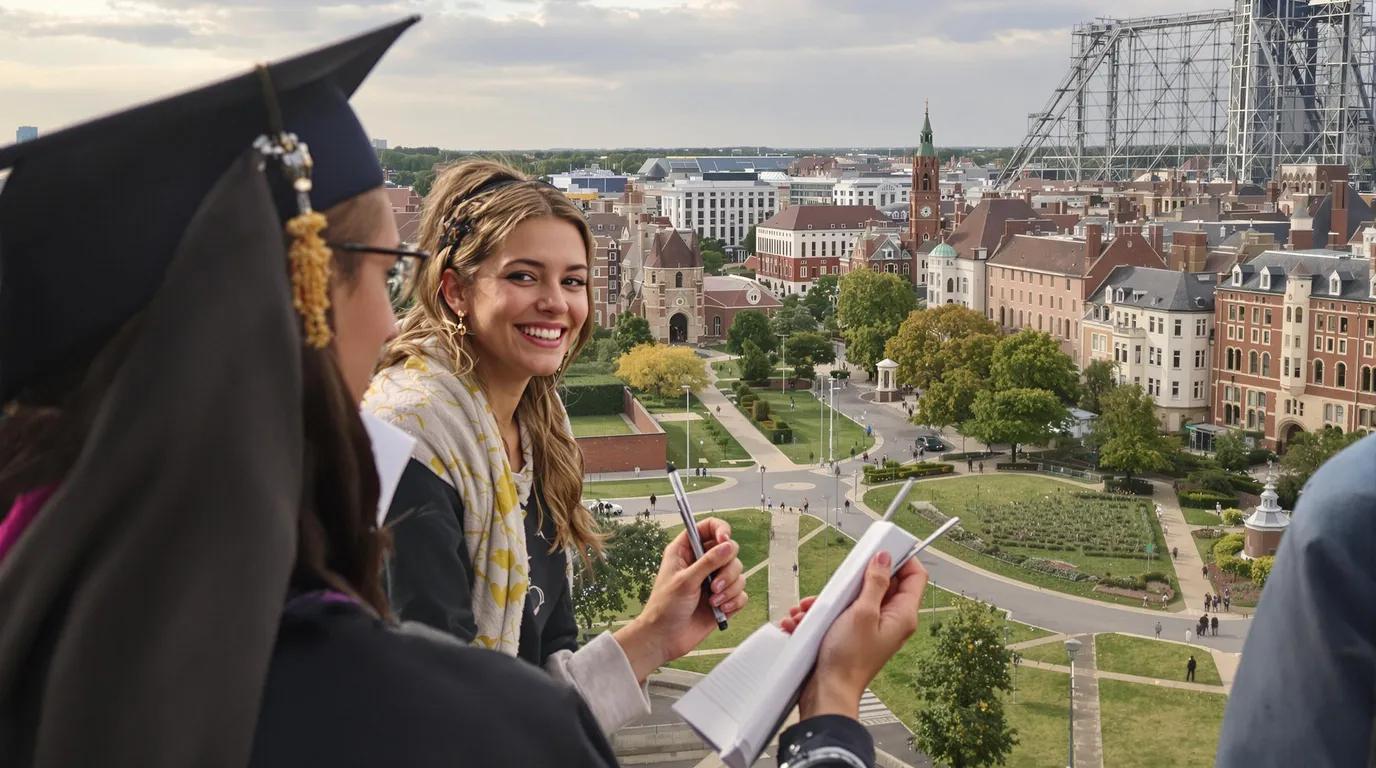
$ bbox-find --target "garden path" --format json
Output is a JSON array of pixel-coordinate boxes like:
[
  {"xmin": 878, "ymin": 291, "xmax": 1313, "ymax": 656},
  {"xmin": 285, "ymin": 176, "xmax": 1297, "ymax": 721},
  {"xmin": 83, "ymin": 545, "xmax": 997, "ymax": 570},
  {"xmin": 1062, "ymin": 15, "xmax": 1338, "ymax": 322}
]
[
  {"xmin": 1070, "ymin": 634, "xmax": 1105, "ymax": 768},
  {"xmin": 1151, "ymin": 480, "xmax": 1212, "ymax": 611},
  {"xmin": 695, "ymin": 363, "xmax": 795, "ymax": 471},
  {"xmin": 767, "ymin": 505, "xmax": 800, "ymax": 624}
]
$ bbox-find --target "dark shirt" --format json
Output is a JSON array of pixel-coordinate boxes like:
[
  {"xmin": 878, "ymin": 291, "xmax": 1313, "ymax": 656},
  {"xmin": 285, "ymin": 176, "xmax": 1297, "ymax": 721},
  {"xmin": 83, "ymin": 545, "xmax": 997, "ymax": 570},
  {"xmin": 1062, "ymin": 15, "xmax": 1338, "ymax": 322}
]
[
  {"xmin": 249, "ymin": 595, "xmax": 618, "ymax": 767},
  {"xmin": 385, "ymin": 458, "xmax": 577, "ymax": 665}
]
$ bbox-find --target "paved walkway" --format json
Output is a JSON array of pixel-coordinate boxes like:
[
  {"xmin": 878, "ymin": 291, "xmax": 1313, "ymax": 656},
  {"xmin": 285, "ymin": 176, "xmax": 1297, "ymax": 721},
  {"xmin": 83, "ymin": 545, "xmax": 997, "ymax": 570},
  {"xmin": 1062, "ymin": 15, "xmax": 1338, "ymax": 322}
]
[
  {"xmin": 767, "ymin": 507, "xmax": 800, "ymax": 623},
  {"xmin": 696, "ymin": 367, "xmax": 795, "ymax": 471},
  {"xmin": 1070, "ymin": 634, "xmax": 1105, "ymax": 768},
  {"xmin": 1151, "ymin": 480, "xmax": 1212, "ymax": 610}
]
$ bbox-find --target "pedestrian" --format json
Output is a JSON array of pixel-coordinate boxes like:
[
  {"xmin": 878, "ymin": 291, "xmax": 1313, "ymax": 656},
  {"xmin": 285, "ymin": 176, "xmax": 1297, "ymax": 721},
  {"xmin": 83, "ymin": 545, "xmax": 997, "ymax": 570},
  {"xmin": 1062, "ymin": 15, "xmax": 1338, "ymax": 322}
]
[
  {"xmin": 767, "ymin": 495, "xmax": 772, "ymax": 509},
  {"xmin": 967, "ymin": 458, "xmax": 974, "ymax": 472},
  {"xmin": 803, "ymin": 498, "xmax": 810, "ymax": 513},
  {"xmin": 1202, "ymin": 564, "xmax": 1208, "ymax": 579},
  {"xmin": 1215, "ymin": 594, "xmax": 1222, "ymax": 611},
  {"xmin": 1155, "ymin": 621, "xmax": 1163, "ymax": 638},
  {"xmin": 979, "ymin": 462, "xmax": 985, "ymax": 474},
  {"xmin": 1204, "ymin": 592, "xmax": 1211, "ymax": 610},
  {"xmin": 1212, "ymin": 615, "xmax": 1219, "ymax": 636},
  {"xmin": 1224, "ymin": 585, "xmax": 1231, "ymax": 599},
  {"xmin": 1224, "ymin": 596, "xmax": 1231, "ymax": 612},
  {"xmin": 792, "ymin": 563, "xmax": 798, "ymax": 575},
  {"xmin": 1143, "ymin": 595, "xmax": 1149, "ymax": 608},
  {"xmin": 919, "ymin": 447, "xmax": 926, "ymax": 459},
  {"xmin": 1187, "ymin": 655, "xmax": 1198, "ymax": 682},
  {"xmin": 1172, "ymin": 546, "xmax": 1178, "ymax": 560},
  {"xmin": 650, "ymin": 493, "xmax": 657, "ymax": 510},
  {"xmin": 1161, "ymin": 593, "xmax": 1168, "ymax": 606}
]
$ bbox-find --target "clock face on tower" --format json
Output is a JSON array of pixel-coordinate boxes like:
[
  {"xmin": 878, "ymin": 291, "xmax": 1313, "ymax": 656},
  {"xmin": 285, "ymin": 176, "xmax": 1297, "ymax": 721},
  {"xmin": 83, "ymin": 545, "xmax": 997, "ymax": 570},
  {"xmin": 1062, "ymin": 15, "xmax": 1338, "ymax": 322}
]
[{"xmin": 919, "ymin": 206, "xmax": 933, "ymax": 218}]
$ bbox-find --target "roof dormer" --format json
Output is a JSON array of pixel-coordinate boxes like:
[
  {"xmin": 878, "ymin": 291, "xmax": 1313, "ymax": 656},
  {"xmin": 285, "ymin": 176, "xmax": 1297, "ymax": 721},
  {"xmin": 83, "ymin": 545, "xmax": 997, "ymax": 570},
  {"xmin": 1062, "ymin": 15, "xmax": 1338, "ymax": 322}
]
[
  {"xmin": 1232, "ymin": 264, "xmax": 1244, "ymax": 286},
  {"xmin": 1259, "ymin": 267, "xmax": 1271, "ymax": 290}
]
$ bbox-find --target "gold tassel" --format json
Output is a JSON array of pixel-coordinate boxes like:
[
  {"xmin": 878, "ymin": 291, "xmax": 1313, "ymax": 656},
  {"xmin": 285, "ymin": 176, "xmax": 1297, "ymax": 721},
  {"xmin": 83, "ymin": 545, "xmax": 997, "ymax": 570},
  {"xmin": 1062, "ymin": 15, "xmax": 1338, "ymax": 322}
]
[{"xmin": 285, "ymin": 210, "xmax": 333, "ymax": 348}]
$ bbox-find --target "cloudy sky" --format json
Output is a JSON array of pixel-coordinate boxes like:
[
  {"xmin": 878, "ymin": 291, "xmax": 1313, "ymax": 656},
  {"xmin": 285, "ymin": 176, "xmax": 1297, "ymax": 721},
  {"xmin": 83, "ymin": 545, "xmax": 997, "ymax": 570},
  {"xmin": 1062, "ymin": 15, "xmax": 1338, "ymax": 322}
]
[{"xmin": 0, "ymin": 0, "xmax": 1230, "ymax": 150}]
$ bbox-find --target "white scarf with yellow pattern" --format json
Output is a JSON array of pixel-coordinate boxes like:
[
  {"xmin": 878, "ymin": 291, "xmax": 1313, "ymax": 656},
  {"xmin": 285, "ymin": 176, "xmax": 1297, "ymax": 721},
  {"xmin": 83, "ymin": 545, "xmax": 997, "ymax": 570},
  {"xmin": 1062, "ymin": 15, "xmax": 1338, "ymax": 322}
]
[{"xmin": 364, "ymin": 352, "xmax": 528, "ymax": 655}]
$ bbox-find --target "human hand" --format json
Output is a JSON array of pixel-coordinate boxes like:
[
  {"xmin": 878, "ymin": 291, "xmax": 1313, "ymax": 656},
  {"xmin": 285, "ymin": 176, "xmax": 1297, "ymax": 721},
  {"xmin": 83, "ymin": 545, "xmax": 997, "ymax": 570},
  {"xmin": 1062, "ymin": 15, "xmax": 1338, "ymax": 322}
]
[
  {"xmin": 614, "ymin": 518, "xmax": 747, "ymax": 681},
  {"xmin": 798, "ymin": 552, "xmax": 927, "ymax": 720}
]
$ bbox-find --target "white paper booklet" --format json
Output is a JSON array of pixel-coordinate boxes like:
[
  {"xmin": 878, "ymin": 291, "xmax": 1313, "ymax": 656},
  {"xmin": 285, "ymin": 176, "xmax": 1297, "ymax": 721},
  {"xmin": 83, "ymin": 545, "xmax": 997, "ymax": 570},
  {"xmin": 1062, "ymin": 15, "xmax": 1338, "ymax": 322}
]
[{"xmin": 672, "ymin": 520, "xmax": 919, "ymax": 768}]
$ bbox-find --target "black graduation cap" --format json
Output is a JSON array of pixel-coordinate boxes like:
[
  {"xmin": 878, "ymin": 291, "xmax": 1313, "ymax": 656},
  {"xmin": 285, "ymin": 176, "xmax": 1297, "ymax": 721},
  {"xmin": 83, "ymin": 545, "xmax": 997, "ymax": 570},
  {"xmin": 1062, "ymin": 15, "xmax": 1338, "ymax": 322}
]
[{"xmin": 0, "ymin": 16, "xmax": 419, "ymax": 403}]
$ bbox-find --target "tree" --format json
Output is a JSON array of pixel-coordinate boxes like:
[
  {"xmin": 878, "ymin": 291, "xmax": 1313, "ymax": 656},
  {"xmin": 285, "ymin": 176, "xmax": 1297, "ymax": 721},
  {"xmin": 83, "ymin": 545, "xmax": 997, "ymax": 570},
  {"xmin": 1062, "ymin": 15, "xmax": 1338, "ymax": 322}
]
[
  {"xmin": 726, "ymin": 310, "xmax": 777, "ymax": 355},
  {"xmin": 965, "ymin": 388, "xmax": 1067, "ymax": 461},
  {"xmin": 885, "ymin": 304, "xmax": 998, "ymax": 390},
  {"xmin": 613, "ymin": 312, "xmax": 653, "ymax": 354},
  {"xmin": 1094, "ymin": 384, "xmax": 1174, "ymax": 481},
  {"xmin": 837, "ymin": 270, "xmax": 917, "ymax": 376},
  {"xmin": 1212, "ymin": 430, "xmax": 1251, "ymax": 473},
  {"xmin": 913, "ymin": 599, "xmax": 1017, "ymax": 768},
  {"xmin": 571, "ymin": 516, "xmax": 669, "ymax": 631},
  {"xmin": 742, "ymin": 225, "xmax": 757, "ymax": 255},
  {"xmin": 739, "ymin": 340, "xmax": 773, "ymax": 383},
  {"xmin": 784, "ymin": 331, "xmax": 836, "ymax": 380},
  {"xmin": 989, "ymin": 331, "xmax": 1080, "ymax": 404},
  {"xmin": 916, "ymin": 367, "xmax": 985, "ymax": 431},
  {"xmin": 1079, "ymin": 359, "xmax": 1118, "ymax": 413},
  {"xmin": 770, "ymin": 300, "xmax": 818, "ymax": 336},
  {"xmin": 614, "ymin": 344, "xmax": 709, "ymax": 397},
  {"xmin": 1278, "ymin": 426, "xmax": 1365, "ymax": 507},
  {"xmin": 701, "ymin": 248, "xmax": 725, "ymax": 275},
  {"xmin": 803, "ymin": 274, "xmax": 840, "ymax": 322}
]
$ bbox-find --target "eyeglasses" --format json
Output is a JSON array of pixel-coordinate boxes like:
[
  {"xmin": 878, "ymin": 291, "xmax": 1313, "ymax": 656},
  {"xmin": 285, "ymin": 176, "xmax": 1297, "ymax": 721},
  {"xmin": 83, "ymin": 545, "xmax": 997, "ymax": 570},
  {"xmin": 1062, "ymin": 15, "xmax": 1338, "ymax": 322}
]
[{"xmin": 328, "ymin": 242, "xmax": 432, "ymax": 308}]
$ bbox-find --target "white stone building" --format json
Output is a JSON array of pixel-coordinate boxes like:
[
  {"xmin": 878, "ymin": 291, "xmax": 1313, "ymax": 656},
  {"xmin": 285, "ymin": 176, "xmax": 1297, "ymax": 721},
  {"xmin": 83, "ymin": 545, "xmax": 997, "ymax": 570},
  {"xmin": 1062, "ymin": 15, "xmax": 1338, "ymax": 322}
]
[
  {"xmin": 831, "ymin": 177, "xmax": 912, "ymax": 209},
  {"xmin": 654, "ymin": 180, "xmax": 779, "ymax": 247},
  {"xmin": 1082, "ymin": 266, "xmax": 1218, "ymax": 432},
  {"xmin": 925, "ymin": 241, "xmax": 987, "ymax": 309}
]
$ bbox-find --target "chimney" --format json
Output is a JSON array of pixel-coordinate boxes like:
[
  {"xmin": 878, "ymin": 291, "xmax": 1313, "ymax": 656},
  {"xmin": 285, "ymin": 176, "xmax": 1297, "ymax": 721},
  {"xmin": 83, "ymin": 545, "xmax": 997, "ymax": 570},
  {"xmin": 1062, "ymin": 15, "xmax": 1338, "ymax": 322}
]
[
  {"xmin": 1171, "ymin": 230, "xmax": 1208, "ymax": 272},
  {"xmin": 1148, "ymin": 223, "xmax": 1165, "ymax": 256},
  {"xmin": 954, "ymin": 196, "xmax": 966, "ymax": 227},
  {"xmin": 1332, "ymin": 179, "xmax": 1350, "ymax": 247},
  {"xmin": 1085, "ymin": 223, "xmax": 1103, "ymax": 262},
  {"xmin": 1022, "ymin": 190, "xmax": 1033, "ymax": 205}
]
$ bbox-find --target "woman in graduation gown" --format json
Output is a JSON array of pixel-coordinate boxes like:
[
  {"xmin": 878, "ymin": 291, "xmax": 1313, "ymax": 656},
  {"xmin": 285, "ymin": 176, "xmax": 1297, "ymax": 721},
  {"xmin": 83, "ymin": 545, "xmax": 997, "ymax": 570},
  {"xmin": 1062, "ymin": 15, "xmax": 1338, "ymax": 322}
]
[
  {"xmin": 0, "ymin": 17, "xmax": 929, "ymax": 768},
  {"xmin": 365, "ymin": 158, "xmax": 752, "ymax": 733}
]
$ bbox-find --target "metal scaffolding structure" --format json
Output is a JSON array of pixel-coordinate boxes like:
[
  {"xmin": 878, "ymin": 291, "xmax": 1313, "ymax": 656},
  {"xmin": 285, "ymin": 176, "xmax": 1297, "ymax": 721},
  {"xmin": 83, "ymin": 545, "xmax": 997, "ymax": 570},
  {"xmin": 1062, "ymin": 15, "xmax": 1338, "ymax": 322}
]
[{"xmin": 996, "ymin": 2, "xmax": 1376, "ymax": 188}]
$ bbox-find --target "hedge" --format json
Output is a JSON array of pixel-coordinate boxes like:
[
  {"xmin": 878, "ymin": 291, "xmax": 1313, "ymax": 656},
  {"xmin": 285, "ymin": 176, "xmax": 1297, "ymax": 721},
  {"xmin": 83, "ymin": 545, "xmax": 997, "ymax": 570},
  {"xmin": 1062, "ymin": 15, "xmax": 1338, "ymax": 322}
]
[
  {"xmin": 770, "ymin": 421, "xmax": 793, "ymax": 444},
  {"xmin": 752, "ymin": 399, "xmax": 770, "ymax": 422},
  {"xmin": 995, "ymin": 462, "xmax": 1041, "ymax": 471},
  {"xmin": 1179, "ymin": 489, "xmax": 1238, "ymax": 509},
  {"xmin": 1251, "ymin": 556, "xmax": 1275, "ymax": 587},
  {"xmin": 1222, "ymin": 508, "xmax": 1246, "ymax": 526},
  {"xmin": 945, "ymin": 451, "xmax": 999, "ymax": 461},
  {"xmin": 1213, "ymin": 533, "xmax": 1245, "ymax": 559},
  {"xmin": 862, "ymin": 462, "xmax": 955, "ymax": 483},
  {"xmin": 1105, "ymin": 477, "xmax": 1153, "ymax": 495},
  {"xmin": 561, "ymin": 381, "xmax": 625, "ymax": 416}
]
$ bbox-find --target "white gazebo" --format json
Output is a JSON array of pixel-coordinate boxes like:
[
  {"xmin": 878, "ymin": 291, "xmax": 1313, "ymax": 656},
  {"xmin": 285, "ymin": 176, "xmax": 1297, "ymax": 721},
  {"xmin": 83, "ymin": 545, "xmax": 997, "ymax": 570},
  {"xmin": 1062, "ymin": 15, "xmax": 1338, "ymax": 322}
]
[
  {"xmin": 1243, "ymin": 469, "xmax": 1291, "ymax": 559},
  {"xmin": 875, "ymin": 358, "xmax": 899, "ymax": 402}
]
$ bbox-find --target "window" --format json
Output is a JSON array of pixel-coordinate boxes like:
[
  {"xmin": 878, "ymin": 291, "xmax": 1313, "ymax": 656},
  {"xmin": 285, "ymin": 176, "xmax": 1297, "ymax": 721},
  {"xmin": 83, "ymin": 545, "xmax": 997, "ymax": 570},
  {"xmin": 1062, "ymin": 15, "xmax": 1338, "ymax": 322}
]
[
  {"xmin": 1328, "ymin": 338, "xmax": 1335, "ymax": 353},
  {"xmin": 1286, "ymin": 306, "xmax": 1293, "ymax": 322},
  {"xmin": 1195, "ymin": 350, "xmax": 1206, "ymax": 368},
  {"xmin": 1338, "ymin": 362, "xmax": 1348, "ymax": 388},
  {"xmin": 1315, "ymin": 335, "xmax": 1323, "ymax": 351},
  {"xmin": 1193, "ymin": 380, "xmax": 1204, "ymax": 398},
  {"xmin": 1315, "ymin": 359, "xmax": 1325, "ymax": 384},
  {"xmin": 675, "ymin": 271, "xmax": 683, "ymax": 288},
  {"xmin": 1340, "ymin": 339, "xmax": 1348, "ymax": 354},
  {"xmin": 1253, "ymin": 307, "xmax": 1261, "ymax": 324},
  {"xmin": 1174, "ymin": 319, "xmax": 1183, "ymax": 337},
  {"xmin": 1363, "ymin": 366, "xmax": 1373, "ymax": 392},
  {"xmin": 1329, "ymin": 315, "xmax": 1337, "ymax": 332},
  {"xmin": 1196, "ymin": 318, "xmax": 1207, "ymax": 336},
  {"xmin": 1262, "ymin": 353, "xmax": 1271, "ymax": 377},
  {"xmin": 1295, "ymin": 307, "xmax": 1303, "ymax": 323},
  {"xmin": 1228, "ymin": 305, "xmax": 1237, "ymax": 321},
  {"xmin": 1172, "ymin": 350, "xmax": 1181, "ymax": 369},
  {"xmin": 1265, "ymin": 309, "xmax": 1273, "ymax": 325},
  {"xmin": 1341, "ymin": 317, "xmax": 1350, "ymax": 333},
  {"xmin": 1171, "ymin": 381, "xmax": 1180, "ymax": 399},
  {"xmin": 1249, "ymin": 350, "xmax": 1259, "ymax": 374}
]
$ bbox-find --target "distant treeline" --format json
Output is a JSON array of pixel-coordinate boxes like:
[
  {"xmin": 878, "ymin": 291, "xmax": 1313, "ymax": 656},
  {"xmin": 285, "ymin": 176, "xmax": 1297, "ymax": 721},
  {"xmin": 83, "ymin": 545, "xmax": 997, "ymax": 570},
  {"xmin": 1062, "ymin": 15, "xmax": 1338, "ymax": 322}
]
[{"xmin": 376, "ymin": 146, "xmax": 1017, "ymax": 196}]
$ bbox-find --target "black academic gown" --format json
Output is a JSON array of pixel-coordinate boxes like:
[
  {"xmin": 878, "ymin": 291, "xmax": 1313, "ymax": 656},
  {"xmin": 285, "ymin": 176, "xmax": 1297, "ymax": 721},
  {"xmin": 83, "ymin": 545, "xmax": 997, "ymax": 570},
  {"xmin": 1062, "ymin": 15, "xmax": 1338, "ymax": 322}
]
[
  {"xmin": 1216, "ymin": 433, "xmax": 1376, "ymax": 765},
  {"xmin": 249, "ymin": 593, "xmax": 618, "ymax": 767},
  {"xmin": 386, "ymin": 458, "xmax": 575, "ymax": 665}
]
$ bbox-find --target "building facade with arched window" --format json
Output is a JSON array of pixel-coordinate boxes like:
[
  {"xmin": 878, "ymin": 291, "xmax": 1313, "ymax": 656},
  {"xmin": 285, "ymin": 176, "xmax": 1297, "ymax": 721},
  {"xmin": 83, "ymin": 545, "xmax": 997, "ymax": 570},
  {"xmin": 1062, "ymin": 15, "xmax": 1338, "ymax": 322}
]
[
  {"xmin": 1211, "ymin": 238, "xmax": 1376, "ymax": 451},
  {"xmin": 638, "ymin": 228, "xmax": 705, "ymax": 344}
]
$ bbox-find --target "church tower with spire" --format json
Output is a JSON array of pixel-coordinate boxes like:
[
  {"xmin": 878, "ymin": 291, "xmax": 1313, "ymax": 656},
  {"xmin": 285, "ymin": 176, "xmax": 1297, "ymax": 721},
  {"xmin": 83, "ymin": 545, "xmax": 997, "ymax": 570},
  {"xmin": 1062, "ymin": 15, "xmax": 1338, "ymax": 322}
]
[{"xmin": 910, "ymin": 102, "xmax": 942, "ymax": 245}]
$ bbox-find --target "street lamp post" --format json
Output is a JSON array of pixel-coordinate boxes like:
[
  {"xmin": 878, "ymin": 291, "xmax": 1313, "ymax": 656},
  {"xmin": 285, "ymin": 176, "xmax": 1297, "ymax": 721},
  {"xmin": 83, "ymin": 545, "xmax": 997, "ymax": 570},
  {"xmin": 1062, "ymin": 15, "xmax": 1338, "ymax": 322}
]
[
  {"xmin": 759, "ymin": 466, "xmax": 767, "ymax": 514},
  {"xmin": 683, "ymin": 384, "xmax": 692, "ymax": 473},
  {"xmin": 779, "ymin": 334, "xmax": 787, "ymax": 393},
  {"xmin": 1064, "ymin": 637, "xmax": 1082, "ymax": 768}
]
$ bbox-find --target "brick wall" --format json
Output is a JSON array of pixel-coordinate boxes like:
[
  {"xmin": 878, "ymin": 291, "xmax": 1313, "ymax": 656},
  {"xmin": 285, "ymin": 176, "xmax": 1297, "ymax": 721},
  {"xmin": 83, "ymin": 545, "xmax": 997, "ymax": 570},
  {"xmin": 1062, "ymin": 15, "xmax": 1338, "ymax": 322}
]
[{"xmin": 577, "ymin": 389, "xmax": 668, "ymax": 473}]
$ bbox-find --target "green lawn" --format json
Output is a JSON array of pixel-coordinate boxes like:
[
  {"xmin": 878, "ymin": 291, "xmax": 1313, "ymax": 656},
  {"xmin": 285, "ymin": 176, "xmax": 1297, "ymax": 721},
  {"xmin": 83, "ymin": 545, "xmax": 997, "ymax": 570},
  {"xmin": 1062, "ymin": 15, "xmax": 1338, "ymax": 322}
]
[
  {"xmin": 666, "ymin": 652, "xmax": 728, "ymax": 675},
  {"xmin": 1016, "ymin": 639, "xmax": 1076, "ymax": 666},
  {"xmin": 1095, "ymin": 633, "xmax": 1223, "ymax": 686},
  {"xmin": 569, "ymin": 413, "xmax": 635, "ymax": 437},
  {"xmin": 741, "ymin": 387, "xmax": 874, "ymax": 464},
  {"xmin": 636, "ymin": 391, "xmax": 754, "ymax": 468},
  {"xmin": 866, "ymin": 476, "xmax": 1183, "ymax": 608},
  {"xmin": 1099, "ymin": 680, "xmax": 1228, "ymax": 768},
  {"xmin": 1182, "ymin": 507, "xmax": 1223, "ymax": 526},
  {"xmin": 798, "ymin": 525, "xmax": 855, "ymax": 599},
  {"xmin": 582, "ymin": 475, "xmax": 724, "ymax": 501},
  {"xmin": 798, "ymin": 514, "xmax": 823, "ymax": 539}
]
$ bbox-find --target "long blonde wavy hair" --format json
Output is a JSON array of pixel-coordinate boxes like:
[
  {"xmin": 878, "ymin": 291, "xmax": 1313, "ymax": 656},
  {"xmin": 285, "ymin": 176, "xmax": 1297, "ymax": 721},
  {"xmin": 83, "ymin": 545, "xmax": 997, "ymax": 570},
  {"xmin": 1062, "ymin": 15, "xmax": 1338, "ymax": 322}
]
[{"xmin": 378, "ymin": 159, "xmax": 602, "ymax": 558}]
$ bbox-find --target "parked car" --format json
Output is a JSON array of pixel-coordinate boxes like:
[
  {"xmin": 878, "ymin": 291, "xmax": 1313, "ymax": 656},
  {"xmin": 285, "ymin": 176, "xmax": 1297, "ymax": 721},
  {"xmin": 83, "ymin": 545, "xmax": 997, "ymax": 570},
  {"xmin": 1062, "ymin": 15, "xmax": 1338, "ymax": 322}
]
[
  {"xmin": 588, "ymin": 500, "xmax": 624, "ymax": 517},
  {"xmin": 918, "ymin": 435, "xmax": 948, "ymax": 452}
]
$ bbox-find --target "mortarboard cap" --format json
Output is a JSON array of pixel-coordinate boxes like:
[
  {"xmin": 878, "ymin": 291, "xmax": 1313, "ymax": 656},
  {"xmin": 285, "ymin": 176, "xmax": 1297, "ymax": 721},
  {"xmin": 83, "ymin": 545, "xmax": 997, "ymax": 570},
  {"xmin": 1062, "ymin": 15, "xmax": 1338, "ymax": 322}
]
[{"xmin": 0, "ymin": 17, "xmax": 419, "ymax": 403}]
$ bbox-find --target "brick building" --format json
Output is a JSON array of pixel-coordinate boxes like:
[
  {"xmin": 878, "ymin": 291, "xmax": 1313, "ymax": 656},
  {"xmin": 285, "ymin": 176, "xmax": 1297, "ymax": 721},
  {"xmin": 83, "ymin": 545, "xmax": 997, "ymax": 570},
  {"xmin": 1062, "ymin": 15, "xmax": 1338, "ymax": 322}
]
[
  {"xmin": 702, "ymin": 275, "xmax": 782, "ymax": 340},
  {"xmin": 1211, "ymin": 231, "xmax": 1376, "ymax": 451},
  {"xmin": 638, "ymin": 230, "xmax": 704, "ymax": 344},
  {"xmin": 841, "ymin": 224, "xmax": 921, "ymax": 286},
  {"xmin": 987, "ymin": 222, "xmax": 1167, "ymax": 359}
]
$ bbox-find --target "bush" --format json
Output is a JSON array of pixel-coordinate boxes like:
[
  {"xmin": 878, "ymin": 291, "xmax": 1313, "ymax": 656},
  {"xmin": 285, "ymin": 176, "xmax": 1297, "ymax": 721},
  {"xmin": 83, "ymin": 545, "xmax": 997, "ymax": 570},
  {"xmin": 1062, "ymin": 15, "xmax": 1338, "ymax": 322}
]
[
  {"xmin": 1222, "ymin": 508, "xmax": 1246, "ymax": 526},
  {"xmin": 752, "ymin": 399, "xmax": 770, "ymax": 422},
  {"xmin": 1251, "ymin": 555, "xmax": 1275, "ymax": 588},
  {"xmin": 1179, "ymin": 489, "xmax": 1237, "ymax": 509},
  {"xmin": 1246, "ymin": 448, "xmax": 1276, "ymax": 466},
  {"xmin": 863, "ymin": 462, "xmax": 955, "ymax": 483},
  {"xmin": 1186, "ymin": 469, "xmax": 1238, "ymax": 495},
  {"xmin": 1217, "ymin": 554, "xmax": 1252, "ymax": 579},
  {"xmin": 561, "ymin": 381, "xmax": 626, "ymax": 416},
  {"xmin": 1105, "ymin": 477, "xmax": 1153, "ymax": 495},
  {"xmin": 1213, "ymin": 533, "xmax": 1245, "ymax": 559},
  {"xmin": 945, "ymin": 451, "xmax": 999, "ymax": 461},
  {"xmin": 771, "ymin": 421, "xmax": 793, "ymax": 444}
]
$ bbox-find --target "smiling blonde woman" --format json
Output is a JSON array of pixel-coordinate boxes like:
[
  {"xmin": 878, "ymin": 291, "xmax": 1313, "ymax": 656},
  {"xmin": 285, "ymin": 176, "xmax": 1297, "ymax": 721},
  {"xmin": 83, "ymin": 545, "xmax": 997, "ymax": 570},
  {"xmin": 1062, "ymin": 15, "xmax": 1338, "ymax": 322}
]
[{"xmin": 364, "ymin": 159, "xmax": 749, "ymax": 734}]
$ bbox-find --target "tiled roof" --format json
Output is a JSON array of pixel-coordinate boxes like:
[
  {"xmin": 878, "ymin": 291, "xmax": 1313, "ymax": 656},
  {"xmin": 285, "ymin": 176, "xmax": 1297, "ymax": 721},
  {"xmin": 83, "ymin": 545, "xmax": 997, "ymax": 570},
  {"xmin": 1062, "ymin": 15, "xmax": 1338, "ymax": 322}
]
[
  {"xmin": 586, "ymin": 212, "xmax": 628, "ymax": 237},
  {"xmin": 1088, "ymin": 266, "xmax": 1216, "ymax": 312},
  {"xmin": 758, "ymin": 204, "xmax": 887, "ymax": 232},
  {"xmin": 946, "ymin": 197, "xmax": 1041, "ymax": 259},
  {"xmin": 645, "ymin": 229, "xmax": 700, "ymax": 270},
  {"xmin": 704, "ymin": 276, "xmax": 783, "ymax": 309},
  {"xmin": 1312, "ymin": 186, "xmax": 1375, "ymax": 243},
  {"xmin": 988, "ymin": 234, "xmax": 1087, "ymax": 275},
  {"xmin": 1226, "ymin": 248, "xmax": 1373, "ymax": 298}
]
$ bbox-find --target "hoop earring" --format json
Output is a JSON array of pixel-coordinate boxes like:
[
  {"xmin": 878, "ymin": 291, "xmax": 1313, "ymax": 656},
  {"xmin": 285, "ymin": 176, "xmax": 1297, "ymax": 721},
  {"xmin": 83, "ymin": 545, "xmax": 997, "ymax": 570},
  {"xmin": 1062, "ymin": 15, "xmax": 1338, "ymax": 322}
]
[{"xmin": 455, "ymin": 312, "xmax": 469, "ymax": 337}]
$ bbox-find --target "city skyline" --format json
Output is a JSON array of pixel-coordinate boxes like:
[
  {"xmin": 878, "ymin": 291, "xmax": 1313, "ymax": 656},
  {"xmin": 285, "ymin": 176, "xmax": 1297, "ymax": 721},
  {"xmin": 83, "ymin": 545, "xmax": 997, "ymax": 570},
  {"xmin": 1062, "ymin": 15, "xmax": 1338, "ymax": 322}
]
[{"xmin": 1, "ymin": 0, "xmax": 1229, "ymax": 150}]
